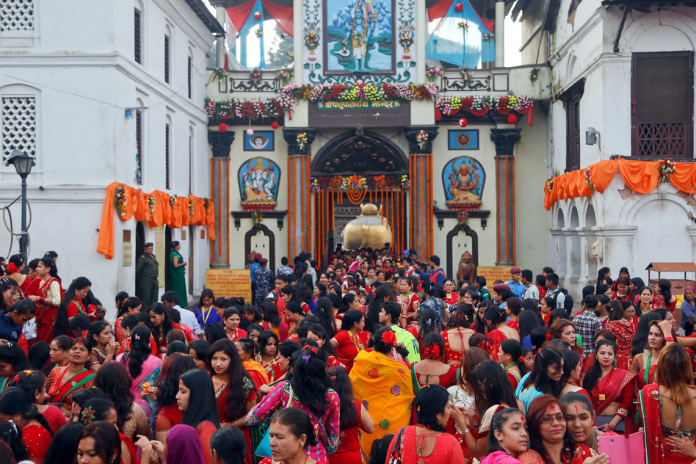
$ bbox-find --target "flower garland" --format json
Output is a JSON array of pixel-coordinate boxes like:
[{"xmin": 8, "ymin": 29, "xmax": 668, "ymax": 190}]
[
  {"xmin": 458, "ymin": 22, "xmax": 469, "ymax": 31},
  {"xmin": 148, "ymin": 194, "xmax": 156, "ymax": 216},
  {"xmin": 297, "ymin": 132, "xmax": 308, "ymax": 151},
  {"xmin": 169, "ymin": 195, "xmax": 177, "ymax": 209},
  {"xmin": 435, "ymin": 94, "xmax": 533, "ymax": 115},
  {"xmin": 426, "ymin": 67, "xmax": 442, "ymax": 81},
  {"xmin": 457, "ymin": 210, "xmax": 469, "ymax": 228},
  {"xmin": 114, "ymin": 184, "xmax": 128, "ymax": 218},
  {"xmin": 189, "ymin": 199, "xmax": 195, "ymax": 219},
  {"xmin": 545, "ymin": 178, "xmax": 554, "ymax": 193},
  {"xmin": 279, "ymin": 69, "xmax": 292, "ymax": 83},
  {"xmin": 252, "ymin": 210, "xmax": 263, "ymax": 227},
  {"xmin": 459, "ymin": 70, "xmax": 473, "ymax": 87},
  {"xmin": 416, "ymin": 130, "xmax": 428, "ymax": 151},
  {"xmin": 255, "ymin": 28, "xmax": 263, "ymax": 38},
  {"xmin": 249, "ymin": 68, "xmax": 263, "ymax": 87},
  {"xmin": 205, "ymin": 98, "xmax": 285, "ymax": 123},
  {"xmin": 304, "ymin": 30, "xmax": 319, "ymax": 51},
  {"xmin": 584, "ymin": 168, "xmax": 594, "ymax": 192},
  {"xmin": 658, "ymin": 158, "xmax": 676, "ymax": 184},
  {"xmin": 530, "ymin": 68, "xmax": 540, "ymax": 83},
  {"xmin": 311, "ymin": 175, "xmax": 410, "ymax": 192},
  {"xmin": 483, "ymin": 32, "xmax": 494, "ymax": 42}
]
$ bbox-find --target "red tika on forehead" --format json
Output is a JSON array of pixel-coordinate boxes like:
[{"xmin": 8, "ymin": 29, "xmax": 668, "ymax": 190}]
[{"xmin": 574, "ymin": 405, "xmax": 578, "ymax": 413}]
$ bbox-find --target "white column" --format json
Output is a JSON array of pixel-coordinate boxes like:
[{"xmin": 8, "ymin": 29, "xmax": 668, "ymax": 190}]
[
  {"xmin": 495, "ymin": 0, "xmax": 504, "ymax": 67},
  {"xmin": 215, "ymin": 3, "xmax": 226, "ymax": 68}
]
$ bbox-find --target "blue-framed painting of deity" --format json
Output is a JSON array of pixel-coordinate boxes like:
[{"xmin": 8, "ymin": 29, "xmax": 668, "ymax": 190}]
[
  {"xmin": 244, "ymin": 131, "xmax": 275, "ymax": 151},
  {"xmin": 442, "ymin": 156, "xmax": 485, "ymax": 210},
  {"xmin": 323, "ymin": 0, "xmax": 396, "ymax": 74},
  {"xmin": 448, "ymin": 130, "xmax": 479, "ymax": 150}
]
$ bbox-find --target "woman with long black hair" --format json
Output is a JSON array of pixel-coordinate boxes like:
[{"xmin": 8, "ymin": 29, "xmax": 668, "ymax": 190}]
[
  {"xmin": 54, "ymin": 277, "xmax": 93, "ymax": 338},
  {"xmin": 87, "ymin": 320, "xmax": 119, "ymax": 371},
  {"xmin": 26, "ymin": 257, "xmax": 62, "ymax": 344},
  {"xmin": 153, "ymin": 353, "xmax": 197, "ymax": 442},
  {"xmin": 9, "ymin": 370, "xmax": 66, "ymax": 434},
  {"xmin": 246, "ymin": 344, "xmax": 340, "ymax": 463},
  {"xmin": 365, "ymin": 286, "xmax": 391, "ymax": 333},
  {"xmin": 116, "ymin": 324, "xmax": 162, "ymax": 420},
  {"xmin": 208, "ymin": 338, "xmax": 257, "ymax": 427},
  {"xmin": 260, "ymin": 301, "xmax": 288, "ymax": 342},
  {"xmin": 327, "ymin": 366, "xmax": 374, "ymax": 464},
  {"xmin": 516, "ymin": 347, "xmax": 564, "ymax": 413},
  {"xmin": 314, "ymin": 297, "xmax": 338, "ymax": 340},
  {"xmin": 0, "ymin": 386, "xmax": 53, "ymax": 464},
  {"xmin": 114, "ymin": 296, "xmax": 141, "ymax": 348},
  {"xmin": 149, "ymin": 303, "xmax": 181, "ymax": 354},
  {"xmin": 176, "ymin": 369, "xmax": 220, "ymax": 464}
]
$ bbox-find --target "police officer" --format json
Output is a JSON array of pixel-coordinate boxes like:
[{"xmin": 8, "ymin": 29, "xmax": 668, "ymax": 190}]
[{"xmin": 136, "ymin": 242, "xmax": 159, "ymax": 308}]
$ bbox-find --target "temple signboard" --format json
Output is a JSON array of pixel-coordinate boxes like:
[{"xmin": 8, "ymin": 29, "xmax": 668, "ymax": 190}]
[{"xmin": 309, "ymin": 100, "xmax": 410, "ymax": 127}]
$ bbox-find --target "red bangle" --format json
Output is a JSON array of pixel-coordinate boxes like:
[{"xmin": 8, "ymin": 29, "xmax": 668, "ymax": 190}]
[{"xmin": 666, "ymin": 337, "xmax": 675, "ymax": 343}]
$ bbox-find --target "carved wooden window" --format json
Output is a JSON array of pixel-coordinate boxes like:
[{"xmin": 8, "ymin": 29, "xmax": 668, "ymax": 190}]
[
  {"xmin": 1, "ymin": 96, "xmax": 36, "ymax": 163},
  {"xmin": 164, "ymin": 35, "xmax": 170, "ymax": 84},
  {"xmin": 633, "ymin": 52, "xmax": 693, "ymax": 158},
  {"xmin": 560, "ymin": 80, "xmax": 583, "ymax": 172},
  {"xmin": 134, "ymin": 9, "xmax": 142, "ymax": 64},
  {"xmin": 187, "ymin": 56, "xmax": 192, "ymax": 99},
  {"xmin": 1, "ymin": 0, "xmax": 34, "ymax": 32},
  {"xmin": 135, "ymin": 110, "xmax": 143, "ymax": 184}
]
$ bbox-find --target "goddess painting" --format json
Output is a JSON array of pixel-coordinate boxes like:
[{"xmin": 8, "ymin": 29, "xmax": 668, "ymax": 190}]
[{"xmin": 443, "ymin": 156, "xmax": 485, "ymax": 210}]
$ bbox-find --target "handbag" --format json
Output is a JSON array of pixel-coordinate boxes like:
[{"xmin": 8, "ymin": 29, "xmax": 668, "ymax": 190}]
[
  {"xmin": 388, "ymin": 427, "xmax": 407, "ymax": 464},
  {"xmin": 255, "ymin": 382, "xmax": 294, "ymax": 458}
]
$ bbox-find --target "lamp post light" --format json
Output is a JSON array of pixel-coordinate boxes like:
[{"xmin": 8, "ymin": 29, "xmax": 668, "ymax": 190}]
[{"xmin": 5, "ymin": 150, "xmax": 35, "ymax": 268}]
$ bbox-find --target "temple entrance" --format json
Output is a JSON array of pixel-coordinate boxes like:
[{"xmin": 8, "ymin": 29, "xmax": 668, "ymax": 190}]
[{"xmin": 311, "ymin": 130, "xmax": 409, "ymax": 265}]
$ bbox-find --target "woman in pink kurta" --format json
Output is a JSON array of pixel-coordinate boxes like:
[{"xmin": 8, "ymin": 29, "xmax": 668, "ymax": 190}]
[{"xmin": 245, "ymin": 346, "xmax": 340, "ymax": 462}]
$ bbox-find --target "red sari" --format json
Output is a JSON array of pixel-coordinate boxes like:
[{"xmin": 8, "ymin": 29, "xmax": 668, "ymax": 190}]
[
  {"xmin": 330, "ymin": 400, "xmax": 363, "ymax": 464},
  {"xmin": 606, "ymin": 319, "xmax": 636, "ymax": 359},
  {"xmin": 487, "ymin": 328, "xmax": 508, "ymax": 362},
  {"xmin": 589, "ymin": 367, "xmax": 636, "ymax": 420},
  {"xmin": 31, "ymin": 277, "xmax": 62, "ymax": 343},
  {"xmin": 45, "ymin": 365, "xmax": 94, "ymax": 410},
  {"xmin": 640, "ymin": 384, "xmax": 696, "ymax": 464},
  {"xmin": 333, "ymin": 330, "xmax": 370, "ymax": 372},
  {"xmin": 22, "ymin": 423, "xmax": 52, "ymax": 464},
  {"xmin": 215, "ymin": 377, "xmax": 256, "ymax": 464}
]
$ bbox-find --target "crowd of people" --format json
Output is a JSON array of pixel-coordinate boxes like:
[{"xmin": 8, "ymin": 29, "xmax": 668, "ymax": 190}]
[{"xmin": 0, "ymin": 247, "xmax": 694, "ymax": 464}]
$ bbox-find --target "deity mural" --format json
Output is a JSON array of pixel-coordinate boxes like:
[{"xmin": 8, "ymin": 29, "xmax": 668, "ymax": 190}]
[
  {"xmin": 238, "ymin": 157, "xmax": 281, "ymax": 211},
  {"xmin": 326, "ymin": 0, "xmax": 393, "ymax": 73},
  {"xmin": 442, "ymin": 156, "xmax": 485, "ymax": 210}
]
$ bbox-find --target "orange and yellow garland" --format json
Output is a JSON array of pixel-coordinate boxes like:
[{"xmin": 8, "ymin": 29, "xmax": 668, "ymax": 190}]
[{"xmin": 96, "ymin": 182, "xmax": 216, "ymax": 260}]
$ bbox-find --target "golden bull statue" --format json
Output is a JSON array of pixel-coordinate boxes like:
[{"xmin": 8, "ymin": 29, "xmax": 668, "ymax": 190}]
[{"xmin": 342, "ymin": 203, "xmax": 393, "ymax": 250}]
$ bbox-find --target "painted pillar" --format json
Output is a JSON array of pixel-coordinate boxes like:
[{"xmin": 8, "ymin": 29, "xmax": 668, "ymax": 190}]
[
  {"xmin": 495, "ymin": 0, "xmax": 505, "ymax": 67},
  {"xmin": 283, "ymin": 128, "xmax": 317, "ymax": 260},
  {"xmin": 404, "ymin": 126, "xmax": 438, "ymax": 259},
  {"xmin": 208, "ymin": 131, "xmax": 235, "ymax": 269},
  {"xmin": 211, "ymin": 0, "xmax": 227, "ymax": 68},
  {"xmin": 490, "ymin": 128, "xmax": 521, "ymax": 265}
]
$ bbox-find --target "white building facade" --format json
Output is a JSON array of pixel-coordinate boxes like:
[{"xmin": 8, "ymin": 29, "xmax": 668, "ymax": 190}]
[
  {"xmin": 519, "ymin": 0, "xmax": 696, "ymax": 293},
  {"xmin": 0, "ymin": 0, "xmax": 223, "ymax": 312}
]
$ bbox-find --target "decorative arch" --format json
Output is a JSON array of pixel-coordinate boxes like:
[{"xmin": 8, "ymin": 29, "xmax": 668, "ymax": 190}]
[
  {"xmin": 245, "ymin": 224, "xmax": 276, "ymax": 272},
  {"xmin": 446, "ymin": 223, "xmax": 478, "ymax": 280},
  {"xmin": 623, "ymin": 10, "xmax": 696, "ymax": 52},
  {"xmin": 311, "ymin": 130, "xmax": 409, "ymax": 176},
  {"xmin": 569, "ymin": 206, "xmax": 580, "ymax": 228},
  {"xmin": 556, "ymin": 207, "xmax": 566, "ymax": 228},
  {"xmin": 585, "ymin": 203, "xmax": 597, "ymax": 228},
  {"xmin": 566, "ymin": 51, "xmax": 579, "ymax": 84}
]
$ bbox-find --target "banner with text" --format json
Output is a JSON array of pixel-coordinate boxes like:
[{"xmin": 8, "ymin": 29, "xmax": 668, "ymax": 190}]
[
  {"xmin": 205, "ymin": 269, "xmax": 252, "ymax": 302},
  {"xmin": 478, "ymin": 266, "xmax": 514, "ymax": 285}
]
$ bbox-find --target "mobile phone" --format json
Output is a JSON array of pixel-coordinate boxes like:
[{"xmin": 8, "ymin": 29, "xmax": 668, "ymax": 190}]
[{"xmin": 598, "ymin": 435, "xmax": 626, "ymax": 462}]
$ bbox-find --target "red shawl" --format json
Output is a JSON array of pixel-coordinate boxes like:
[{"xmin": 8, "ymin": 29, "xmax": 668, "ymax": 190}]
[{"xmin": 590, "ymin": 368, "xmax": 636, "ymax": 417}]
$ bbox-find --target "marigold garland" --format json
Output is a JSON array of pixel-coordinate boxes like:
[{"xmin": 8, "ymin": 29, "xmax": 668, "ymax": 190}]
[
  {"xmin": 310, "ymin": 175, "xmax": 409, "ymax": 192},
  {"xmin": 114, "ymin": 184, "xmax": 128, "ymax": 218},
  {"xmin": 584, "ymin": 168, "xmax": 594, "ymax": 192},
  {"xmin": 658, "ymin": 158, "xmax": 676, "ymax": 184}
]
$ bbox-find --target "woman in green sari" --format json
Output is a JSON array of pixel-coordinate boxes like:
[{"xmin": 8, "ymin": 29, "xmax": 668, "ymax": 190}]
[{"xmin": 169, "ymin": 241, "xmax": 187, "ymax": 307}]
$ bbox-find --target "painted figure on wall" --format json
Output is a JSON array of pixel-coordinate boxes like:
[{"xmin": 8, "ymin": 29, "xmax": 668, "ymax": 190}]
[
  {"xmin": 326, "ymin": 0, "xmax": 393, "ymax": 73},
  {"xmin": 239, "ymin": 157, "xmax": 281, "ymax": 211},
  {"xmin": 443, "ymin": 156, "xmax": 485, "ymax": 210}
]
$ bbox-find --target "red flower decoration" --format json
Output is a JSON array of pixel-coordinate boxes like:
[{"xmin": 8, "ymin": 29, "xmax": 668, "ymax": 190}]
[
  {"xmin": 518, "ymin": 356, "xmax": 525, "ymax": 363},
  {"xmin": 545, "ymin": 333, "xmax": 552, "ymax": 341},
  {"xmin": 423, "ymin": 344, "xmax": 441, "ymax": 359},
  {"xmin": 310, "ymin": 347, "xmax": 318, "ymax": 354},
  {"xmin": 271, "ymin": 121, "xmax": 280, "ymax": 129},
  {"xmin": 382, "ymin": 330, "xmax": 397, "ymax": 346},
  {"xmin": 303, "ymin": 344, "xmax": 311, "ymax": 350},
  {"xmin": 6, "ymin": 263, "xmax": 18, "ymax": 274}
]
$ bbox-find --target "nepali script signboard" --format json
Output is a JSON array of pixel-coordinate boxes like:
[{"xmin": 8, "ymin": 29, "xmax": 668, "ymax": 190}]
[
  {"xmin": 205, "ymin": 270, "xmax": 252, "ymax": 302},
  {"xmin": 308, "ymin": 101, "xmax": 410, "ymax": 128},
  {"xmin": 478, "ymin": 266, "xmax": 513, "ymax": 285}
]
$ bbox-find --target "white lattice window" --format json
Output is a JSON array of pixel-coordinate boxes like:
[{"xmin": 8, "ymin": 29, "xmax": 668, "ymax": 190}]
[
  {"xmin": 0, "ymin": 0, "xmax": 35, "ymax": 32},
  {"xmin": 1, "ymin": 96, "xmax": 37, "ymax": 163}
]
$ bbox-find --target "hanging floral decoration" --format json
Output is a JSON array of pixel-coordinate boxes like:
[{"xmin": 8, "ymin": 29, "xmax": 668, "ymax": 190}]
[
  {"xmin": 458, "ymin": 22, "xmax": 469, "ymax": 31},
  {"xmin": 416, "ymin": 130, "xmax": 428, "ymax": 151},
  {"xmin": 169, "ymin": 195, "xmax": 177, "ymax": 209},
  {"xmin": 545, "ymin": 178, "xmax": 554, "ymax": 193},
  {"xmin": 205, "ymin": 98, "xmax": 285, "ymax": 123},
  {"xmin": 189, "ymin": 200, "xmax": 195, "ymax": 220},
  {"xmin": 483, "ymin": 32, "xmax": 494, "ymax": 42},
  {"xmin": 148, "ymin": 195, "xmax": 156, "ymax": 216},
  {"xmin": 114, "ymin": 184, "xmax": 128, "ymax": 218},
  {"xmin": 297, "ymin": 132, "xmax": 308, "ymax": 151},
  {"xmin": 459, "ymin": 70, "xmax": 473, "ymax": 87},
  {"xmin": 458, "ymin": 210, "xmax": 469, "ymax": 227},
  {"xmin": 584, "ymin": 168, "xmax": 594, "ymax": 192},
  {"xmin": 426, "ymin": 67, "xmax": 442, "ymax": 81},
  {"xmin": 212, "ymin": 68, "xmax": 225, "ymax": 81},
  {"xmin": 658, "ymin": 158, "xmax": 676, "ymax": 184},
  {"xmin": 252, "ymin": 211, "xmax": 263, "ymax": 228},
  {"xmin": 304, "ymin": 30, "xmax": 319, "ymax": 51},
  {"xmin": 255, "ymin": 28, "xmax": 263, "ymax": 38},
  {"xmin": 310, "ymin": 175, "xmax": 410, "ymax": 192},
  {"xmin": 435, "ymin": 94, "xmax": 534, "ymax": 124},
  {"xmin": 249, "ymin": 68, "xmax": 264, "ymax": 87},
  {"xmin": 399, "ymin": 30, "xmax": 414, "ymax": 49},
  {"xmin": 529, "ymin": 68, "xmax": 540, "ymax": 83},
  {"xmin": 279, "ymin": 69, "xmax": 292, "ymax": 83}
]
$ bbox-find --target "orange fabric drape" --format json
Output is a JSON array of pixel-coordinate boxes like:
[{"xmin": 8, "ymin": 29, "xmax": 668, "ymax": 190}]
[
  {"xmin": 97, "ymin": 182, "xmax": 216, "ymax": 259},
  {"xmin": 543, "ymin": 158, "xmax": 696, "ymax": 210}
]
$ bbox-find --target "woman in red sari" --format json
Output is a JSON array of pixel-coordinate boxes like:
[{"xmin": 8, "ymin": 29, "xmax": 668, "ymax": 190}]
[
  {"xmin": 443, "ymin": 279, "xmax": 459, "ymax": 307},
  {"xmin": 45, "ymin": 338, "xmax": 95, "ymax": 415},
  {"xmin": 631, "ymin": 320, "xmax": 669, "ymax": 392},
  {"xmin": 7, "ymin": 254, "xmax": 31, "ymax": 302},
  {"xmin": 27, "ymin": 258, "xmax": 62, "ymax": 344},
  {"xmin": 0, "ymin": 386, "xmax": 53, "ymax": 464},
  {"xmin": 582, "ymin": 340, "xmax": 636, "ymax": 434},
  {"xmin": 208, "ymin": 338, "xmax": 256, "ymax": 463},
  {"xmin": 114, "ymin": 296, "xmax": 141, "ymax": 350},
  {"xmin": 153, "ymin": 353, "xmax": 197, "ymax": 443},
  {"xmin": 330, "ymin": 310, "xmax": 369, "ymax": 372},
  {"xmin": 640, "ymin": 343, "xmax": 696, "ymax": 464},
  {"xmin": 606, "ymin": 301, "xmax": 636, "ymax": 359},
  {"xmin": 484, "ymin": 304, "xmax": 518, "ymax": 361},
  {"xmin": 518, "ymin": 395, "xmax": 600, "ymax": 464}
]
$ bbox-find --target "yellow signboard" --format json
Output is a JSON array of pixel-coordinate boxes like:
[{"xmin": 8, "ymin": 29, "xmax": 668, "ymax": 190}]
[
  {"xmin": 205, "ymin": 269, "xmax": 252, "ymax": 303},
  {"xmin": 478, "ymin": 266, "xmax": 514, "ymax": 285}
]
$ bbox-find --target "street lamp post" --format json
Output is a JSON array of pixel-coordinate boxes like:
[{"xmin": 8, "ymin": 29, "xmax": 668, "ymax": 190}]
[{"xmin": 5, "ymin": 150, "xmax": 35, "ymax": 268}]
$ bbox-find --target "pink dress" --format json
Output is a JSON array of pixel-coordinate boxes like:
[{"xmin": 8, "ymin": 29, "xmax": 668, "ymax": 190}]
[{"xmin": 116, "ymin": 353, "xmax": 163, "ymax": 420}]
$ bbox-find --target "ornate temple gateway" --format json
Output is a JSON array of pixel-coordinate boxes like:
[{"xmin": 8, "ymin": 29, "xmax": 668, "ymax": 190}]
[{"xmin": 206, "ymin": 0, "xmax": 551, "ymax": 275}]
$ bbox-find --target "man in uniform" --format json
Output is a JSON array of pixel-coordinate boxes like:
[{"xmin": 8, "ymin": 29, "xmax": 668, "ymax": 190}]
[{"xmin": 136, "ymin": 242, "xmax": 159, "ymax": 309}]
